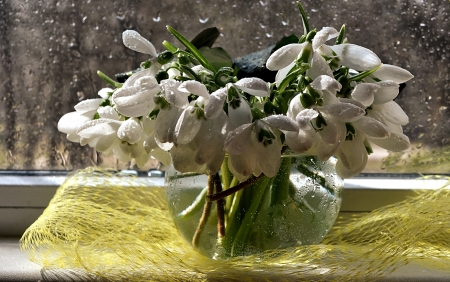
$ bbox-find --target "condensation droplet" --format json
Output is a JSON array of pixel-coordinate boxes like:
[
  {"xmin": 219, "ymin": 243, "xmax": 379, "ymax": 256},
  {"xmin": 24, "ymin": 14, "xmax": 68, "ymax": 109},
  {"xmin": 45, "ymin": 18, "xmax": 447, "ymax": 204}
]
[
  {"xmin": 153, "ymin": 11, "xmax": 161, "ymax": 22},
  {"xmin": 77, "ymin": 91, "xmax": 85, "ymax": 100}
]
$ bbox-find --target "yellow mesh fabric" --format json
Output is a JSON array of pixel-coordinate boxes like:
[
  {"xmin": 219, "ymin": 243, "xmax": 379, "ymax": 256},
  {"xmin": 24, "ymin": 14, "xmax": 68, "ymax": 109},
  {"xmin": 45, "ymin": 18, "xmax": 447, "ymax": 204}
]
[{"xmin": 20, "ymin": 168, "xmax": 450, "ymax": 281}]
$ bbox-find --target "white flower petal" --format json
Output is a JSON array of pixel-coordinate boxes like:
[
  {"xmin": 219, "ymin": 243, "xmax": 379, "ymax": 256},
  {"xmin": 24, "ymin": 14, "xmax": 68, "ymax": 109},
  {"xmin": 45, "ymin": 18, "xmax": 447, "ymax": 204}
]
[
  {"xmin": 350, "ymin": 83, "xmax": 380, "ymax": 107},
  {"xmin": 58, "ymin": 111, "xmax": 93, "ymax": 135},
  {"xmin": 227, "ymin": 97, "xmax": 252, "ymax": 130},
  {"xmin": 296, "ymin": 109, "xmax": 319, "ymax": 130},
  {"xmin": 285, "ymin": 130, "xmax": 313, "ymax": 153},
  {"xmin": 97, "ymin": 106, "xmax": 119, "ymax": 120},
  {"xmin": 117, "ymin": 118, "xmax": 143, "ymax": 144},
  {"xmin": 74, "ymin": 98, "xmax": 102, "ymax": 113},
  {"xmin": 204, "ymin": 88, "xmax": 227, "ymax": 119},
  {"xmin": 122, "ymin": 30, "xmax": 158, "ymax": 57},
  {"xmin": 287, "ymin": 94, "xmax": 305, "ymax": 118},
  {"xmin": 171, "ymin": 144, "xmax": 205, "ymax": 173},
  {"xmin": 336, "ymin": 137, "xmax": 368, "ymax": 178},
  {"xmin": 372, "ymin": 101, "xmax": 409, "ymax": 125},
  {"xmin": 318, "ymin": 118, "xmax": 339, "ymax": 145},
  {"xmin": 321, "ymin": 103, "xmax": 365, "ymax": 122},
  {"xmin": 174, "ymin": 107, "xmax": 203, "ymax": 144},
  {"xmin": 369, "ymin": 132, "xmax": 410, "ymax": 152},
  {"xmin": 98, "ymin": 88, "xmax": 113, "ymax": 99},
  {"xmin": 371, "ymin": 64, "xmax": 414, "ymax": 83},
  {"xmin": 77, "ymin": 118, "xmax": 121, "ymax": 139},
  {"xmin": 307, "ymin": 51, "xmax": 334, "ymax": 79},
  {"xmin": 228, "ymin": 148, "xmax": 256, "ymax": 182},
  {"xmin": 122, "ymin": 68, "xmax": 156, "ymax": 88},
  {"xmin": 154, "ymin": 106, "xmax": 181, "ymax": 144},
  {"xmin": 142, "ymin": 116, "xmax": 156, "ymax": 135},
  {"xmin": 112, "ymin": 86, "xmax": 157, "ymax": 117},
  {"xmin": 373, "ymin": 80, "xmax": 399, "ymax": 104},
  {"xmin": 266, "ymin": 43, "xmax": 307, "ymax": 70},
  {"xmin": 330, "ymin": 44, "xmax": 381, "ymax": 71},
  {"xmin": 262, "ymin": 115, "xmax": 299, "ymax": 132},
  {"xmin": 224, "ymin": 123, "xmax": 253, "ymax": 155},
  {"xmin": 275, "ymin": 61, "xmax": 295, "ymax": 88},
  {"xmin": 312, "ymin": 27, "xmax": 339, "ymax": 51},
  {"xmin": 310, "ymin": 75, "xmax": 342, "ymax": 93},
  {"xmin": 254, "ymin": 136, "xmax": 282, "ymax": 178},
  {"xmin": 160, "ymin": 79, "xmax": 189, "ymax": 108},
  {"xmin": 235, "ymin": 77, "xmax": 270, "ymax": 97},
  {"xmin": 95, "ymin": 135, "xmax": 117, "ymax": 152},
  {"xmin": 178, "ymin": 80, "xmax": 210, "ymax": 98},
  {"xmin": 352, "ymin": 116, "xmax": 390, "ymax": 138},
  {"xmin": 150, "ymin": 147, "xmax": 172, "ymax": 166}
]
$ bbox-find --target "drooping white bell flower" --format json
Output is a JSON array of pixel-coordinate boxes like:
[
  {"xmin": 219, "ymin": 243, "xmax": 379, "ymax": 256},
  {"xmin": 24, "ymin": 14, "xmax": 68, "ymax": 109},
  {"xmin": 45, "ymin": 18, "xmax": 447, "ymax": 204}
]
[
  {"xmin": 370, "ymin": 64, "xmax": 414, "ymax": 84},
  {"xmin": 112, "ymin": 75, "xmax": 160, "ymax": 117},
  {"xmin": 224, "ymin": 117, "xmax": 297, "ymax": 181},
  {"xmin": 58, "ymin": 98, "xmax": 103, "ymax": 142},
  {"xmin": 335, "ymin": 132, "xmax": 369, "ymax": 178},
  {"xmin": 122, "ymin": 30, "xmax": 158, "ymax": 57},
  {"xmin": 328, "ymin": 44, "xmax": 381, "ymax": 71}
]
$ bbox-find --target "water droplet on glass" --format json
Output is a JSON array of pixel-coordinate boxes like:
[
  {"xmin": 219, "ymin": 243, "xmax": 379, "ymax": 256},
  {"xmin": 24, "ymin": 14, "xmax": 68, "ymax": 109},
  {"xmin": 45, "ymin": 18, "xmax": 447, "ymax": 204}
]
[
  {"xmin": 77, "ymin": 91, "xmax": 85, "ymax": 100},
  {"xmin": 153, "ymin": 11, "xmax": 161, "ymax": 22},
  {"xmin": 199, "ymin": 17, "xmax": 209, "ymax": 24}
]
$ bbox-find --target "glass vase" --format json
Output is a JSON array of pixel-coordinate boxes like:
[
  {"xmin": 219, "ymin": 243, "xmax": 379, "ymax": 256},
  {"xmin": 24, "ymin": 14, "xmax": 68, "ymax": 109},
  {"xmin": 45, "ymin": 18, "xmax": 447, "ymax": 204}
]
[{"xmin": 165, "ymin": 154, "xmax": 343, "ymax": 259}]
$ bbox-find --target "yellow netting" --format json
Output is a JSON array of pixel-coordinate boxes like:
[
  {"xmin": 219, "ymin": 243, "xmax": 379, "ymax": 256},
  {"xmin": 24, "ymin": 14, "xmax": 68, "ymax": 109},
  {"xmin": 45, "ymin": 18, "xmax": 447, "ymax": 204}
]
[{"xmin": 20, "ymin": 168, "xmax": 450, "ymax": 281}]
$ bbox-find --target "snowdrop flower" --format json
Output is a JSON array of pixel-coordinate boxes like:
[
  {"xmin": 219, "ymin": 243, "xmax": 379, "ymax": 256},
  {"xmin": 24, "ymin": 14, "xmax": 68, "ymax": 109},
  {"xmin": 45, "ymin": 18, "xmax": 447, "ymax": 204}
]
[
  {"xmin": 224, "ymin": 115, "xmax": 298, "ymax": 181},
  {"xmin": 58, "ymin": 98, "xmax": 102, "ymax": 142},
  {"xmin": 267, "ymin": 27, "xmax": 382, "ymax": 86},
  {"xmin": 112, "ymin": 73, "xmax": 161, "ymax": 117}
]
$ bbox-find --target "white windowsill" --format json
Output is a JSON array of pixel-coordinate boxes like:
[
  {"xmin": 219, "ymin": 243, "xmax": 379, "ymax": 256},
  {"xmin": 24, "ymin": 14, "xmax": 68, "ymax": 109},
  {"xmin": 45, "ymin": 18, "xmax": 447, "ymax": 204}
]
[{"xmin": 0, "ymin": 173, "xmax": 448, "ymax": 236}]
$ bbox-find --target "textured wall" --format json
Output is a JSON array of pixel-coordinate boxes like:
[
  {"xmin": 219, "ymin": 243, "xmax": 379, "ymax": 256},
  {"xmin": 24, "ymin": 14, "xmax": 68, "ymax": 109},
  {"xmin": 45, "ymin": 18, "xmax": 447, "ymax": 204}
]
[{"xmin": 0, "ymin": 0, "xmax": 448, "ymax": 170}]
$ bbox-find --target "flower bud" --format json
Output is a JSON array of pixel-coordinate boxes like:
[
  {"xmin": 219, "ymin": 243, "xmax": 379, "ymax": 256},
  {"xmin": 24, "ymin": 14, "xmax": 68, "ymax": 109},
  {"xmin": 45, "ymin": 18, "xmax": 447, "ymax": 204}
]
[
  {"xmin": 157, "ymin": 50, "xmax": 174, "ymax": 65},
  {"xmin": 177, "ymin": 54, "xmax": 190, "ymax": 65}
]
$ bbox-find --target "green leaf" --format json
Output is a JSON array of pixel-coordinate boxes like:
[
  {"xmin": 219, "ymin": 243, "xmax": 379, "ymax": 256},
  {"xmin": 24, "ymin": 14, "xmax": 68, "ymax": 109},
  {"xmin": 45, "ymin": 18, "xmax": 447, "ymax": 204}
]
[
  {"xmin": 167, "ymin": 25, "xmax": 216, "ymax": 72},
  {"xmin": 190, "ymin": 27, "xmax": 221, "ymax": 49},
  {"xmin": 296, "ymin": 2, "xmax": 310, "ymax": 35},
  {"xmin": 199, "ymin": 46, "xmax": 233, "ymax": 71}
]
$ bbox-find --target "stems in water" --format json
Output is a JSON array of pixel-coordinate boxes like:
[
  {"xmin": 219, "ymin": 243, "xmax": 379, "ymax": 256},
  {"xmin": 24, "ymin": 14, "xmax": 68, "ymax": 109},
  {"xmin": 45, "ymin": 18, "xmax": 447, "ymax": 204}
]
[
  {"xmin": 192, "ymin": 175, "xmax": 215, "ymax": 247},
  {"xmin": 213, "ymin": 173, "xmax": 226, "ymax": 238},
  {"xmin": 207, "ymin": 173, "xmax": 266, "ymax": 202}
]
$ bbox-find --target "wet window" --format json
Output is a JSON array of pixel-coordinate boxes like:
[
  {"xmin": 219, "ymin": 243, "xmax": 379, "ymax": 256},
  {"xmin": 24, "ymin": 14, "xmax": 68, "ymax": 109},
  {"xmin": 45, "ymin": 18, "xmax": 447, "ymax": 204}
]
[{"xmin": 0, "ymin": 0, "xmax": 448, "ymax": 173}]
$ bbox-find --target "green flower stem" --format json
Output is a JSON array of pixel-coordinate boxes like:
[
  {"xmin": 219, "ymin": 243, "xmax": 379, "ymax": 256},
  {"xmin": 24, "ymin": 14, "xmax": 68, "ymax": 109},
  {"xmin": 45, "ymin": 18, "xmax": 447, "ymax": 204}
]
[
  {"xmin": 224, "ymin": 177, "xmax": 239, "ymax": 214},
  {"xmin": 162, "ymin": 40, "xmax": 178, "ymax": 53},
  {"xmin": 220, "ymin": 160, "xmax": 233, "ymax": 191},
  {"xmin": 269, "ymin": 157, "xmax": 292, "ymax": 207},
  {"xmin": 97, "ymin": 71, "xmax": 122, "ymax": 88},
  {"xmin": 222, "ymin": 187, "xmax": 245, "ymax": 256},
  {"xmin": 176, "ymin": 186, "xmax": 207, "ymax": 220},
  {"xmin": 348, "ymin": 64, "xmax": 382, "ymax": 82},
  {"xmin": 231, "ymin": 176, "xmax": 271, "ymax": 256},
  {"xmin": 295, "ymin": 162, "xmax": 334, "ymax": 194}
]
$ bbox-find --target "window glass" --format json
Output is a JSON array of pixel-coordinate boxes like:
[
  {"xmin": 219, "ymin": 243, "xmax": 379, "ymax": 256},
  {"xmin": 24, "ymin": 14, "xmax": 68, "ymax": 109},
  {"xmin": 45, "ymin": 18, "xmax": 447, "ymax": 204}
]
[{"xmin": 0, "ymin": 0, "xmax": 448, "ymax": 173}]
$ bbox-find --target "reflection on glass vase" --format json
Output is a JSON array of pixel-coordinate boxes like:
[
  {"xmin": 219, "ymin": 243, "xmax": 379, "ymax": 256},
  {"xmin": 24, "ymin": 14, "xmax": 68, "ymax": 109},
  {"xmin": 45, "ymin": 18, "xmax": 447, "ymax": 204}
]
[{"xmin": 165, "ymin": 154, "xmax": 344, "ymax": 259}]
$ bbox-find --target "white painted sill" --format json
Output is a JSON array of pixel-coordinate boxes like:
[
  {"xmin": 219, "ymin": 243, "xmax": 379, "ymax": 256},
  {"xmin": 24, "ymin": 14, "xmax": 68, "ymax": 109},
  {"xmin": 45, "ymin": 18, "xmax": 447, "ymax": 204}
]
[{"xmin": 0, "ymin": 171, "xmax": 447, "ymax": 236}]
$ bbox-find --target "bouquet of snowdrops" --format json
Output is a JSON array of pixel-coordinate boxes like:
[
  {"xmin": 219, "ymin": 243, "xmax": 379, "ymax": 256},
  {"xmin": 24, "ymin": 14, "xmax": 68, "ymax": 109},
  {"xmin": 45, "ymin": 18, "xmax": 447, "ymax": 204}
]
[{"xmin": 58, "ymin": 3, "xmax": 412, "ymax": 180}]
